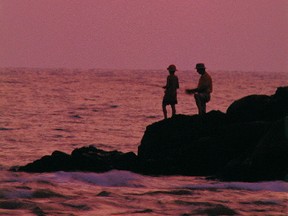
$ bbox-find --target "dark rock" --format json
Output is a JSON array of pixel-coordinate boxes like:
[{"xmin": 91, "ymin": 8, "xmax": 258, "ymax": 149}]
[
  {"xmin": 249, "ymin": 118, "xmax": 288, "ymax": 181},
  {"xmin": 17, "ymin": 146, "xmax": 138, "ymax": 173},
  {"xmin": 18, "ymin": 151, "xmax": 72, "ymax": 172},
  {"xmin": 138, "ymin": 111, "xmax": 228, "ymax": 175},
  {"xmin": 227, "ymin": 86, "xmax": 288, "ymax": 122},
  {"xmin": 137, "ymin": 87, "xmax": 288, "ymax": 180},
  {"xmin": 70, "ymin": 146, "xmax": 138, "ymax": 172},
  {"xmin": 219, "ymin": 117, "xmax": 288, "ymax": 181},
  {"xmin": 15, "ymin": 86, "xmax": 288, "ymax": 182},
  {"xmin": 138, "ymin": 111, "xmax": 227, "ymax": 161},
  {"xmin": 138, "ymin": 112, "xmax": 273, "ymax": 177},
  {"xmin": 274, "ymin": 86, "xmax": 288, "ymax": 102},
  {"xmin": 226, "ymin": 95, "xmax": 271, "ymax": 122}
]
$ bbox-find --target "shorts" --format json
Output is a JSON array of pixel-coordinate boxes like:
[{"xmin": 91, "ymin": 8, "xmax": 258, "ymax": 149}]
[{"xmin": 162, "ymin": 96, "xmax": 178, "ymax": 106}]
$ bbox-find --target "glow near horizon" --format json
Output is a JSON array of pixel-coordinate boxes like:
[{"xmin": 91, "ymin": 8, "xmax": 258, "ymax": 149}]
[{"xmin": 0, "ymin": 0, "xmax": 287, "ymax": 72}]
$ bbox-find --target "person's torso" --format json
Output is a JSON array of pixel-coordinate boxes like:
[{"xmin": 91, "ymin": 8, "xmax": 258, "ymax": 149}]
[
  {"xmin": 167, "ymin": 75, "xmax": 179, "ymax": 90},
  {"xmin": 198, "ymin": 72, "xmax": 212, "ymax": 93}
]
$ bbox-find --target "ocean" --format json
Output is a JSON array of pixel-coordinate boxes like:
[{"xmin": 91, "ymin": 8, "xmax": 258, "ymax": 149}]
[{"xmin": 0, "ymin": 68, "xmax": 287, "ymax": 215}]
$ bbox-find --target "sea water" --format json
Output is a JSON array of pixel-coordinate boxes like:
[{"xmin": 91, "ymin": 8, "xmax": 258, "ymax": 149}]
[{"xmin": 0, "ymin": 68, "xmax": 287, "ymax": 215}]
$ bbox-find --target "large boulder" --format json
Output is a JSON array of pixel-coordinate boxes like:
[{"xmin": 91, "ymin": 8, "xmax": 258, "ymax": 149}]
[
  {"xmin": 226, "ymin": 94, "xmax": 271, "ymax": 122},
  {"xmin": 227, "ymin": 86, "xmax": 288, "ymax": 122},
  {"xmin": 138, "ymin": 111, "xmax": 227, "ymax": 161},
  {"xmin": 137, "ymin": 111, "xmax": 227, "ymax": 175},
  {"xmin": 138, "ymin": 111, "xmax": 272, "ymax": 177}
]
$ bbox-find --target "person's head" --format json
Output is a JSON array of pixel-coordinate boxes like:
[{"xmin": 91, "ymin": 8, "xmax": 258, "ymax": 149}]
[
  {"xmin": 195, "ymin": 63, "xmax": 206, "ymax": 75},
  {"xmin": 167, "ymin": 64, "xmax": 177, "ymax": 74}
]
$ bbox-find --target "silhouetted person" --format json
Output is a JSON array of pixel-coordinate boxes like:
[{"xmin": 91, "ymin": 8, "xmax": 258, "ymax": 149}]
[
  {"xmin": 162, "ymin": 64, "xmax": 179, "ymax": 119},
  {"xmin": 186, "ymin": 63, "xmax": 212, "ymax": 115}
]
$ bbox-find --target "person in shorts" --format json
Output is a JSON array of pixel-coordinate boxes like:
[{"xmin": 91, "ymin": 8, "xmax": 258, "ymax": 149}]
[{"xmin": 162, "ymin": 64, "xmax": 179, "ymax": 119}]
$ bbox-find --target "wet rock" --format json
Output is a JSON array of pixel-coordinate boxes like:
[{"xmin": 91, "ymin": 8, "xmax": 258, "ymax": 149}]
[
  {"xmin": 226, "ymin": 94, "xmax": 271, "ymax": 122},
  {"xmin": 17, "ymin": 151, "xmax": 72, "ymax": 172},
  {"xmin": 15, "ymin": 86, "xmax": 288, "ymax": 181},
  {"xmin": 138, "ymin": 111, "xmax": 228, "ymax": 175},
  {"xmin": 138, "ymin": 86, "xmax": 288, "ymax": 180},
  {"xmin": 249, "ymin": 118, "xmax": 288, "ymax": 181},
  {"xmin": 17, "ymin": 146, "xmax": 138, "ymax": 173},
  {"xmin": 227, "ymin": 86, "xmax": 288, "ymax": 122},
  {"xmin": 137, "ymin": 112, "xmax": 273, "ymax": 177}
]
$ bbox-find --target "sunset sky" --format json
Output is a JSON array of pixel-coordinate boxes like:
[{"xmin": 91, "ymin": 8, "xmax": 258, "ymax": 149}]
[{"xmin": 0, "ymin": 0, "xmax": 287, "ymax": 72}]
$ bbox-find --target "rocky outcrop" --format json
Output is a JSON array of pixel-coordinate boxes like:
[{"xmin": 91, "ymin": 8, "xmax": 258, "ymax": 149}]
[
  {"xmin": 14, "ymin": 87, "xmax": 288, "ymax": 182},
  {"xmin": 138, "ymin": 86, "xmax": 288, "ymax": 181},
  {"xmin": 138, "ymin": 113, "xmax": 273, "ymax": 177},
  {"xmin": 16, "ymin": 146, "xmax": 138, "ymax": 173},
  {"xmin": 226, "ymin": 86, "xmax": 288, "ymax": 122}
]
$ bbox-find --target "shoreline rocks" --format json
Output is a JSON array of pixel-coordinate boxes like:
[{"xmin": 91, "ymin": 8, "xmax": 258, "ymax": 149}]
[
  {"xmin": 16, "ymin": 146, "xmax": 139, "ymax": 173},
  {"xmin": 13, "ymin": 86, "xmax": 288, "ymax": 182}
]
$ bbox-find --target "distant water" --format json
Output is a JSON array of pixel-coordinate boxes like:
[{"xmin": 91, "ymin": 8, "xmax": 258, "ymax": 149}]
[{"xmin": 0, "ymin": 68, "xmax": 287, "ymax": 215}]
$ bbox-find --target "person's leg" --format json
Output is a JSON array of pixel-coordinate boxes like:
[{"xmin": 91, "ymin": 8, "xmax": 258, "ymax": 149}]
[
  {"xmin": 202, "ymin": 101, "xmax": 206, "ymax": 114},
  {"xmin": 162, "ymin": 104, "xmax": 168, "ymax": 119},
  {"xmin": 201, "ymin": 93, "xmax": 210, "ymax": 114},
  {"xmin": 194, "ymin": 93, "xmax": 206, "ymax": 115},
  {"xmin": 171, "ymin": 104, "xmax": 176, "ymax": 117},
  {"xmin": 194, "ymin": 94, "xmax": 202, "ymax": 115}
]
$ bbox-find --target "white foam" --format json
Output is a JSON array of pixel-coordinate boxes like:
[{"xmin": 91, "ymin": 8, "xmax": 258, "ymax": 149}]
[{"xmin": 52, "ymin": 170, "xmax": 144, "ymax": 187}]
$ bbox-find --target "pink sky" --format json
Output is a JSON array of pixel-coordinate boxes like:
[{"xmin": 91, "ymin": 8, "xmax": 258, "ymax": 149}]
[{"xmin": 0, "ymin": 0, "xmax": 287, "ymax": 72}]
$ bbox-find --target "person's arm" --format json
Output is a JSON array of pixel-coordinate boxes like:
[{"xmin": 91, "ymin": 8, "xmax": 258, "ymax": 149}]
[
  {"xmin": 186, "ymin": 75, "xmax": 206, "ymax": 94},
  {"xmin": 163, "ymin": 76, "xmax": 169, "ymax": 89},
  {"xmin": 195, "ymin": 86, "xmax": 206, "ymax": 93}
]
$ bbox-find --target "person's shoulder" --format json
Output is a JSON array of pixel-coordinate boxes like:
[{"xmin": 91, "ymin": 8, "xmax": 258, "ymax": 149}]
[
  {"xmin": 204, "ymin": 72, "xmax": 211, "ymax": 77},
  {"xmin": 173, "ymin": 75, "xmax": 179, "ymax": 81}
]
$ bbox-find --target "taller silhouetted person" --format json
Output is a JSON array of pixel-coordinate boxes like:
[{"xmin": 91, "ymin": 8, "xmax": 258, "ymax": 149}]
[
  {"xmin": 162, "ymin": 64, "xmax": 179, "ymax": 119},
  {"xmin": 186, "ymin": 63, "xmax": 212, "ymax": 115}
]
